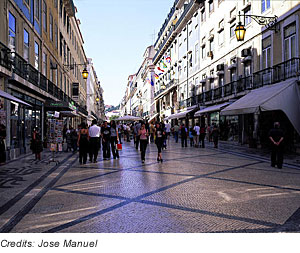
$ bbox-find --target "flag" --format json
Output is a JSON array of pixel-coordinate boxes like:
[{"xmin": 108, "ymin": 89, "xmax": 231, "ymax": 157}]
[
  {"xmin": 154, "ymin": 73, "xmax": 159, "ymax": 79},
  {"xmin": 150, "ymin": 73, "xmax": 154, "ymax": 86},
  {"xmin": 161, "ymin": 61, "xmax": 167, "ymax": 68},
  {"xmin": 157, "ymin": 67, "xmax": 165, "ymax": 72}
]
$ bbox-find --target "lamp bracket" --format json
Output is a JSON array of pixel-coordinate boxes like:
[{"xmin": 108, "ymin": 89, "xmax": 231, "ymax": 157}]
[
  {"xmin": 63, "ymin": 63, "xmax": 87, "ymax": 71},
  {"xmin": 238, "ymin": 12, "xmax": 278, "ymax": 32}
]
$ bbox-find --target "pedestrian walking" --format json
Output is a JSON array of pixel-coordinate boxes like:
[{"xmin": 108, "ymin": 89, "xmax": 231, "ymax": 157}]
[
  {"xmin": 31, "ymin": 127, "xmax": 43, "ymax": 161},
  {"xmin": 193, "ymin": 123, "xmax": 200, "ymax": 147},
  {"xmin": 89, "ymin": 119, "xmax": 101, "ymax": 163},
  {"xmin": 200, "ymin": 125, "xmax": 206, "ymax": 148},
  {"xmin": 66, "ymin": 128, "xmax": 72, "ymax": 152},
  {"xmin": 207, "ymin": 125, "xmax": 212, "ymax": 142},
  {"xmin": 189, "ymin": 127, "xmax": 194, "ymax": 147},
  {"xmin": 126, "ymin": 124, "xmax": 131, "ymax": 142},
  {"xmin": 165, "ymin": 120, "xmax": 171, "ymax": 143},
  {"xmin": 71, "ymin": 126, "xmax": 78, "ymax": 152},
  {"xmin": 77, "ymin": 122, "xmax": 89, "ymax": 164},
  {"xmin": 138, "ymin": 123, "xmax": 149, "ymax": 163},
  {"xmin": 173, "ymin": 123, "xmax": 179, "ymax": 143},
  {"xmin": 269, "ymin": 122, "xmax": 284, "ymax": 169},
  {"xmin": 117, "ymin": 121, "xmax": 122, "ymax": 144},
  {"xmin": 110, "ymin": 120, "xmax": 120, "ymax": 159},
  {"xmin": 134, "ymin": 121, "xmax": 142, "ymax": 150},
  {"xmin": 180, "ymin": 124, "xmax": 188, "ymax": 147},
  {"xmin": 0, "ymin": 124, "xmax": 7, "ymax": 165},
  {"xmin": 154, "ymin": 122, "xmax": 165, "ymax": 163},
  {"xmin": 150, "ymin": 122, "xmax": 155, "ymax": 143},
  {"xmin": 211, "ymin": 124, "xmax": 220, "ymax": 148},
  {"xmin": 101, "ymin": 121, "xmax": 111, "ymax": 160}
]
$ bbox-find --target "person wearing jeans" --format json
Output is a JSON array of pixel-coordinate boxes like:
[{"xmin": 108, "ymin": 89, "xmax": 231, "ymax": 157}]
[{"xmin": 138, "ymin": 123, "xmax": 149, "ymax": 163}]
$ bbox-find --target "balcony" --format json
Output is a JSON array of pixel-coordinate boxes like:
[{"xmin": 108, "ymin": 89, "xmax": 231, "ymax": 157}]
[
  {"xmin": 153, "ymin": 1, "xmax": 195, "ymax": 63},
  {"xmin": 179, "ymin": 58, "xmax": 300, "ymax": 109},
  {"xmin": 9, "ymin": 51, "xmax": 82, "ymax": 110},
  {"xmin": 0, "ymin": 41, "xmax": 12, "ymax": 71},
  {"xmin": 154, "ymin": 79, "xmax": 179, "ymax": 99}
]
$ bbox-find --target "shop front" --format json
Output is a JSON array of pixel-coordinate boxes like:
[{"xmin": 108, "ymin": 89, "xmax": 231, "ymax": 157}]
[{"xmin": 0, "ymin": 89, "xmax": 34, "ymax": 158}]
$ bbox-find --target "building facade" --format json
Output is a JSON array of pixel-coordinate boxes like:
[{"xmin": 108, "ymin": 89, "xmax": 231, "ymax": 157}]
[
  {"xmin": 0, "ymin": 0, "xmax": 104, "ymax": 160},
  {"xmin": 121, "ymin": 0, "xmax": 300, "ymax": 152},
  {"xmin": 86, "ymin": 58, "xmax": 105, "ymax": 125}
]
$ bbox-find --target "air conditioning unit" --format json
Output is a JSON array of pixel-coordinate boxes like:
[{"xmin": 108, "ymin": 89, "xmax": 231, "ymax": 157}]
[
  {"xmin": 217, "ymin": 64, "xmax": 224, "ymax": 71},
  {"xmin": 241, "ymin": 48, "xmax": 251, "ymax": 57},
  {"xmin": 207, "ymin": 51, "xmax": 213, "ymax": 58}
]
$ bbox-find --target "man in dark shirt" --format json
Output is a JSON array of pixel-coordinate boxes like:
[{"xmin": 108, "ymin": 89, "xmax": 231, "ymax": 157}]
[
  {"xmin": 268, "ymin": 122, "xmax": 284, "ymax": 169},
  {"xmin": 101, "ymin": 121, "xmax": 111, "ymax": 160},
  {"xmin": 180, "ymin": 124, "xmax": 187, "ymax": 148}
]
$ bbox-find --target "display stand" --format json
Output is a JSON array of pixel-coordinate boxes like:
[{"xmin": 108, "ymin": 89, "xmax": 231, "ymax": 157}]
[{"xmin": 47, "ymin": 119, "xmax": 63, "ymax": 165}]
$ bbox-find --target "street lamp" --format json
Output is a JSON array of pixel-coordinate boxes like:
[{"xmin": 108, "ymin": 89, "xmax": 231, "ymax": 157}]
[
  {"xmin": 82, "ymin": 67, "xmax": 89, "ymax": 80},
  {"xmin": 235, "ymin": 22, "xmax": 246, "ymax": 42},
  {"xmin": 64, "ymin": 63, "xmax": 89, "ymax": 79},
  {"xmin": 235, "ymin": 11, "xmax": 278, "ymax": 42}
]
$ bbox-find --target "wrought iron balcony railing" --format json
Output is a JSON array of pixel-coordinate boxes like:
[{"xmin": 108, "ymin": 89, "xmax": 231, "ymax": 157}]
[
  {"xmin": 179, "ymin": 58, "xmax": 300, "ymax": 110},
  {"xmin": 0, "ymin": 41, "xmax": 12, "ymax": 71}
]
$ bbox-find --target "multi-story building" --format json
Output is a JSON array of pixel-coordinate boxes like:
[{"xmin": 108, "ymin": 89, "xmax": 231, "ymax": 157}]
[
  {"xmin": 120, "ymin": 46, "xmax": 156, "ymax": 122},
  {"xmin": 86, "ymin": 58, "xmax": 105, "ymax": 124},
  {"xmin": 150, "ymin": 0, "xmax": 300, "ymax": 151},
  {"xmin": 0, "ymin": 0, "xmax": 100, "ymax": 160}
]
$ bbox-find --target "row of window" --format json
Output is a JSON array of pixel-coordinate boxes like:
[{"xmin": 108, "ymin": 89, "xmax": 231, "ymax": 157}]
[
  {"xmin": 8, "ymin": 9, "xmax": 86, "ymax": 97},
  {"xmin": 156, "ymin": 21, "xmax": 297, "ymax": 95}
]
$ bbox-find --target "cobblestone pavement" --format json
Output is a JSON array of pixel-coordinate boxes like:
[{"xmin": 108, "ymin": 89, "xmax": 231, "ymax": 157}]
[{"xmin": 0, "ymin": 139, "xmax": 300, "ymax": 233}]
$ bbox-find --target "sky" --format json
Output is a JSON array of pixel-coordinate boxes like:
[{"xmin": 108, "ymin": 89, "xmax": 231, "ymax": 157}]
[{"xmin": 73, "ymin": 0, "xmax": 175, "ymax": 106}]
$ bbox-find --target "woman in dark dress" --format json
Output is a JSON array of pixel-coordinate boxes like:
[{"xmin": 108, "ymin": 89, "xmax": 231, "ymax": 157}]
[
  {"xmin": 77, "ymin": 122, "xmax": 89, "ymax": 164},
  {"xmin": 32, "ymin": 127, "xmax": 43, "ymax": 161},
  {"xmin": 0, "ymin": 124, "xmax": 6, "ymax": 165},
  {"xmin": 154, "ymin": 122, "xmax": 165, "ymax": 163}
]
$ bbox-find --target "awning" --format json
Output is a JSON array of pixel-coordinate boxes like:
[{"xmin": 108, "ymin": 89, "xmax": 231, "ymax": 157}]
[
  {"xmin": 194, "ymin": 102, "xmax": 231, "ymax": 117},
  {"xmin": 221, "ymin": 79, "xmax": 300, "ymax": 135},
  {"xmin": 0, "ymin": 89, "xmax": 32, "ymax": 107},
  {"xmin": 116, "ymin": 115, "xmax": 143, "ymax": 121},
  {"xmin": 168, "ymin": 107, "xmax": 198, "ymax": 120},
  {"xmin": 60, "ymin": 111, "xmax": 79, "ymax": 117}
]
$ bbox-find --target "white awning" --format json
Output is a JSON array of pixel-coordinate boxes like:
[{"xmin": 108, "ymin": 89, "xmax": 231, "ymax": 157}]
[
  {"xmin": 194, "ymin": 102, "xmax": 231, "ymax": 117},
  {"xmin": 116, "ymin": 115, "xmax": 143, "ymax": 121},
  {"xmin": 168, "ymin": 108, "xmax": 197, "ymax": 120},
  {"xmin": 0, "ymin": 90, "xmax": 32, "ymax": 107},
  {"xmin": 221, "ymin": 79, "xmax": 300, "ymax": 135}
]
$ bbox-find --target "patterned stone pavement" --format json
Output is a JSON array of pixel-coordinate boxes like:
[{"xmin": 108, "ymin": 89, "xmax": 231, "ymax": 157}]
[{"xmin": 0, "ymin": 139, "xmax": 300, "ymax": 233}]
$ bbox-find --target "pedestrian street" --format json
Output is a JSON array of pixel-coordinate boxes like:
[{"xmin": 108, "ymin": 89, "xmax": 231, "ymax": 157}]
[{"xmin": 1, "ymin": 140, "xmax": 300, "ymax": 233}]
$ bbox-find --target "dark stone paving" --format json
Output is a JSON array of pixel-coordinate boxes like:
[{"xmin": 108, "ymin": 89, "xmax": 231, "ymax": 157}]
[{"xmin": 0, "ymin": 139, "xmax": 300, "ymax": 233}]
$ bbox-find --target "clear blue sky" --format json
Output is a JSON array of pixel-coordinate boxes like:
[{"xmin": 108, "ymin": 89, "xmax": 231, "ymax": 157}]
[{"xmin": 74, "ymin": 0, "xmax": 175, "ymax": 106}]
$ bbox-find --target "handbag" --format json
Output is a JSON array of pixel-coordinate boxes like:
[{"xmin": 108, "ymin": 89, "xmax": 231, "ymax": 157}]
[{"xmin": 117, "ymin": 143, "xmax": 122, "ymax": 151}]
